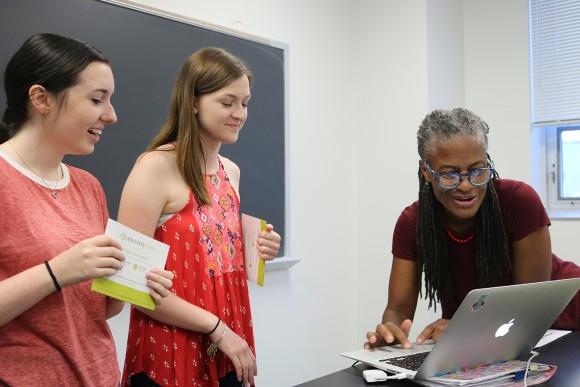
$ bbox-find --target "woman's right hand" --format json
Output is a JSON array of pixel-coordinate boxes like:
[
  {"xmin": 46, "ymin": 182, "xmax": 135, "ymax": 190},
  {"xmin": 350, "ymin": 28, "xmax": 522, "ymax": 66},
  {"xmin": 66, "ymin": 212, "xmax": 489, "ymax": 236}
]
[
  {"xmin": 48, "ymin": 234, "xmax": 125, "ymax": 288},
  {"xmin": 364, "ymin": 319, "xmax": 413, "ymax": 349},
  {"xmin": 211, "ymin": 322, "xmax": 257, "ymax": 386}
]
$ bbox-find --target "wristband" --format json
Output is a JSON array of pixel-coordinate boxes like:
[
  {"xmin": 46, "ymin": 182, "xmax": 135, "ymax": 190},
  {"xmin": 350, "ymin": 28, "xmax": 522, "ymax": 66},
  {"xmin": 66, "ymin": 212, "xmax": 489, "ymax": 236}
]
[
  {"xmin": 207, "ymin": 317, "xmax": 221, "ymax": 335},
  {"xmin": 44, "ymin": 261, "xmax": 62, "ymax": 291}
]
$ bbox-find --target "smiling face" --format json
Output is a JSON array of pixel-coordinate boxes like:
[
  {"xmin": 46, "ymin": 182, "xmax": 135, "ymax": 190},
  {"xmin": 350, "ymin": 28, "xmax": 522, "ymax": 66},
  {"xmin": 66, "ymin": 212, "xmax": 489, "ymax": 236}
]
[
  {"xmin": 48, "ymin": 61, "xmax": 117, "ymax": 155},
  {"xmin": 195, "ymin": 75, "xmax": 250, "ymax": 147},
  {"xmin": 421, "ymin": 135, "xmax": 489, "ymax": 226}
]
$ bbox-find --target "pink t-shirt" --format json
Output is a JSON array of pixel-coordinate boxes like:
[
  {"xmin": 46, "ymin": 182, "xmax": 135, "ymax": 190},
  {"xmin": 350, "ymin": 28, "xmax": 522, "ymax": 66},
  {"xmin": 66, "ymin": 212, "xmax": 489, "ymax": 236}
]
[{"xmin": 0, "ymin": 152, "xmax": 120, "ymax": 386}]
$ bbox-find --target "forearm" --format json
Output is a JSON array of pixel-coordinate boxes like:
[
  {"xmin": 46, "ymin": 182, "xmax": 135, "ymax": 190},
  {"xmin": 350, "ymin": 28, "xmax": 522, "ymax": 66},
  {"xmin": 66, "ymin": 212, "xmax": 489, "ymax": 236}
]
[
  {"xmin": 0, "ymin": 263, "xmax": 59, "ymax": 327},
  {"xmin": 135, "ymin": 292, "xmax": 219, "ymax": 334},
  {"xmin": 512, "ymin": 226, "xmax": 552, "ymax": 283},
  {"xmin": 384, "ymin": 257, "xmax": 419, "ymax": 326},
  {"xmin": 382, "ymin": 307, "xmax": 410, "ymax": 326}
]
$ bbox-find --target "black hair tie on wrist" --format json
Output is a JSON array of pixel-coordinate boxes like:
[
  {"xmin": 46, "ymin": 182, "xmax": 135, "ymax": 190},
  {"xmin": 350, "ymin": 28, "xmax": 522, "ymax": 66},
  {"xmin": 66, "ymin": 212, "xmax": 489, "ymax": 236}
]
[
  {"xmin": 207, "ymin": 317, "xmax": 221, "ymax": 335},
  {"xmin": 44, "ymin": 260, "xmax": 62, "ymax": 291}
]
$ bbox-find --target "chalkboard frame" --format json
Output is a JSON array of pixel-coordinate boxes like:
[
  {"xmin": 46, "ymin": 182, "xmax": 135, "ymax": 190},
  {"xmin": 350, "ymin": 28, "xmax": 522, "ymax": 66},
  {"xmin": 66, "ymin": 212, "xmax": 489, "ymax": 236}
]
[{"xmin": 0, "ymin": 0, "xmax": 293, "ymax": 264}]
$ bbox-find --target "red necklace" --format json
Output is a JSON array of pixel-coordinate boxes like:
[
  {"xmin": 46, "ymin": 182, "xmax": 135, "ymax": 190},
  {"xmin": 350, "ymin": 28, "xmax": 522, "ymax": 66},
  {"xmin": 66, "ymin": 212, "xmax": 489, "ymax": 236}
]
[{"xmin": 444, "ymin": 224, "xmax": 476, "ymax": 244}]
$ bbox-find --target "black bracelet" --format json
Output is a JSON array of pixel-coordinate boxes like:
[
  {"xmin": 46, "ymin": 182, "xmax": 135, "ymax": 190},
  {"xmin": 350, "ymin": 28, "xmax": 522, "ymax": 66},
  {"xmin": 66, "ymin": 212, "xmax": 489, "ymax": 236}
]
[
  {"xmin": 44, "ymin": 261, "xmax": 62, "ymax": 291},
  {"xmin": 207, "ymin": 317, "xmax": 221, "ymax": 335}
]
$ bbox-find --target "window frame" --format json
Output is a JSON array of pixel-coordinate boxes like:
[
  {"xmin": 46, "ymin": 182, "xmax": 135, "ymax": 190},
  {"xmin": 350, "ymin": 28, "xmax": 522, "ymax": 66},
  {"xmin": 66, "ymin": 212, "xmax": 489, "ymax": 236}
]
[{"xmin": 533, "ymin": 122, "xmax": 580, "ymax": 219}]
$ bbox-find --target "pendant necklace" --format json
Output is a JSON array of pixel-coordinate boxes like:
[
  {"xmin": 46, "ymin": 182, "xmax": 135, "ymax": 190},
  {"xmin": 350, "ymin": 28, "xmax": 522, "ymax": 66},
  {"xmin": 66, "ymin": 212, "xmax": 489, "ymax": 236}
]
[
  {"xmin": 208, "ymin": 159, "xmax": 221, "ymax": 189},
  {"xmin": 444, "ymin": 223, "xmax": 476, "ymax": 244},
  {"xmin": 7, "ymin": 141, "xmax": 61, "ymax": 199},
  {"xmin": 209, "ymin": 171, "xmax": 221, "ymax": 189}
]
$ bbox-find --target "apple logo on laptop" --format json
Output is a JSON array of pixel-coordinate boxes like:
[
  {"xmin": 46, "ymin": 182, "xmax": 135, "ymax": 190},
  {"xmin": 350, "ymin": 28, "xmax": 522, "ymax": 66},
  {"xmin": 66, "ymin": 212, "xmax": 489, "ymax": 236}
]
[{"xmin": 495, "ymin": 318, "xmax": 515, "ymax": 337}]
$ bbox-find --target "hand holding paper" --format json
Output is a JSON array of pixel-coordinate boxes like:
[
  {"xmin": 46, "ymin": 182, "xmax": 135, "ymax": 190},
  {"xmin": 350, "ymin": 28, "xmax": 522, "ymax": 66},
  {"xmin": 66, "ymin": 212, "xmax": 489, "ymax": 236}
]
[
  {"xmin": 242, "ymin": 214, "xmax": 266, "ymax": 286},
  {"xmin": 91, "ymin": 219, "xmax": 170, "ymax": 309},
  {"xmin": 256, "ymin": 223, "xmax": 281, "ymax": 261}
]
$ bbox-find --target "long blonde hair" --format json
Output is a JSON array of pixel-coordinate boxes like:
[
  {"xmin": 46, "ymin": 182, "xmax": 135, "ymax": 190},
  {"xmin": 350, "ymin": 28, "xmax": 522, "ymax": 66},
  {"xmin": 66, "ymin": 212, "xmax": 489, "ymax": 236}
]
[{"xmin": 147, "ymin": 47, "xmax": 252, "ymax": 205}]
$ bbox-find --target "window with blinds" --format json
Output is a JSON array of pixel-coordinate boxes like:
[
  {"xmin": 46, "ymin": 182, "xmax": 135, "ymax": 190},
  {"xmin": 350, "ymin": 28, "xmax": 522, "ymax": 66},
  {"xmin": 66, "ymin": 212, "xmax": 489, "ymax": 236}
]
[{"xmin": 530, "ymin": 0, "xmax": 580, "ymax": 217}]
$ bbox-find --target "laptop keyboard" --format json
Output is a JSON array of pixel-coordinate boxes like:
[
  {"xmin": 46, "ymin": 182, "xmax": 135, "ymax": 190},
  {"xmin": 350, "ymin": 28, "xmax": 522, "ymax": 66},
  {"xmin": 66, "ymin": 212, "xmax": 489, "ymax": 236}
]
[{"xmin": 379, "ymin": 351, "xmax": 429, "ymax": 371}]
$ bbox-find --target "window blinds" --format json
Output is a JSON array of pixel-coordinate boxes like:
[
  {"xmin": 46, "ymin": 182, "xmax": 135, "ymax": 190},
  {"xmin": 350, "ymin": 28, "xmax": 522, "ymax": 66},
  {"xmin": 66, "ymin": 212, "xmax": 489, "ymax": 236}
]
[{"xmin": 530, "ymin": 0, "xmax": 580, "ymax": 124}]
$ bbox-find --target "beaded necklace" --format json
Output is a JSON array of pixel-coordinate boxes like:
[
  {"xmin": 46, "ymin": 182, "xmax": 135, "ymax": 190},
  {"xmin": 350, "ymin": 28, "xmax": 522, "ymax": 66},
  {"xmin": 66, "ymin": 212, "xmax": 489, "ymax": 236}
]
[{"xmin": 444, "ymin": 223, "xmax": 476, "ymax": 244}]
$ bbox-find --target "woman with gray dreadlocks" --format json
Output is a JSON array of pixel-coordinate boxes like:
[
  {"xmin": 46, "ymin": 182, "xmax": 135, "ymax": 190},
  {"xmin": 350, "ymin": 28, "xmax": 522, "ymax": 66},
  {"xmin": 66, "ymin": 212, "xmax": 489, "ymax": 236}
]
[{"xmin": 365, "ymin": 108, "xmax": 579, "ymax": 350}]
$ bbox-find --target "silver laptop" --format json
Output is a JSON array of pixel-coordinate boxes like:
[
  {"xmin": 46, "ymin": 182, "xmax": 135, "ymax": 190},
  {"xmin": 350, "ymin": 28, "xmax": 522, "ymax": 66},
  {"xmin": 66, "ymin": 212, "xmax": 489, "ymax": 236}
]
[{"xmin": 341, "ymin": 278, "xmax": 580, "ymax": 380}]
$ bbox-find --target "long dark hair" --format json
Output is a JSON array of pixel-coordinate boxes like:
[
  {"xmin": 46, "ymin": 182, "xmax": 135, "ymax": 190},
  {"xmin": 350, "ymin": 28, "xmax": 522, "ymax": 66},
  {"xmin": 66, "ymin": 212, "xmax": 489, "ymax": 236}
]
[
  {"xmin": 416, "ymin": 108, "xmax": 511, "ymax": 308},
  {"xmin": 1, "ymin": 33, "xmax": 109, "ymax": 143}
]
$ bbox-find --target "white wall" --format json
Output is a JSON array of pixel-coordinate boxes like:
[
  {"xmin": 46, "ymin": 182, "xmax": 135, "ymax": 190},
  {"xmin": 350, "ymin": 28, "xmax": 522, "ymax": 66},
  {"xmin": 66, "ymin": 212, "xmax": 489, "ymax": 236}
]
[
  {"xmin": 106, "ymin": 1, "xmax": 580, "ymax": 386},
  {"xmin": 427, "ymin": 0, "xmax": 465, "ymax": 110},
  {"xmin": 463, "ymin": 0, "xmax": 532, "ymax": 181}
]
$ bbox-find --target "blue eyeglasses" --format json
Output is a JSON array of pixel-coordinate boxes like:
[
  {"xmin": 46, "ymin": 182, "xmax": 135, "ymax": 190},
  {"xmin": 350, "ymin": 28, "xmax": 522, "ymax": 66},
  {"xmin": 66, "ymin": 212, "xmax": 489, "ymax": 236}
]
[{"xmin": 423, "ymin": 160, "xmax": 494, "ymax": 190}]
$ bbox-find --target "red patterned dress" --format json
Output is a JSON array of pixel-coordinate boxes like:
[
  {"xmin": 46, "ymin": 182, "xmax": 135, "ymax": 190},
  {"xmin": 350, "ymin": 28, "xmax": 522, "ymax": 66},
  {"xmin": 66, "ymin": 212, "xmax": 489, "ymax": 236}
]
[{"xmin": 122, "ymin": 159, "xmax": 254, "ymax": 386}]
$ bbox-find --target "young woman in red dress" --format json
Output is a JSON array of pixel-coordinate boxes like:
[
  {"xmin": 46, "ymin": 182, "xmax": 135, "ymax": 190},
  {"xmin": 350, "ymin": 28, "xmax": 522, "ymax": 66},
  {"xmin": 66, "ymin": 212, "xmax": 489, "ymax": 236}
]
[{"xmin": 119, "ymin": 47, "xmax": 281, "ymax": 387}]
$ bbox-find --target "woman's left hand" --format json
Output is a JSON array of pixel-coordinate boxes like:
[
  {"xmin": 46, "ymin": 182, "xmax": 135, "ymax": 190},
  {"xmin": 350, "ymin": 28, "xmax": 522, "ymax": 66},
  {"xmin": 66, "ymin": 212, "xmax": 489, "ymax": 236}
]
[
  {"xmin": 146, "ymin": 268, "xmax": 175, "ymax": 306},
  {"xmin": 417, "ymin": 318, "xmax": 450, "ymax": 344},
  {"xmin": 257, "ymin": 224, "xmax": 281, "ymax": 261}
]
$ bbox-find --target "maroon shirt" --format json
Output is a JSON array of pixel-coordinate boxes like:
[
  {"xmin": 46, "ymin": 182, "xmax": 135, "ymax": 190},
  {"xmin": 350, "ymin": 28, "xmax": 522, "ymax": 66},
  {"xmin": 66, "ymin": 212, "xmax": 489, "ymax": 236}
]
[{"xmin": 392, "ymin": 179, "xmax": 552, "ymax": 319}]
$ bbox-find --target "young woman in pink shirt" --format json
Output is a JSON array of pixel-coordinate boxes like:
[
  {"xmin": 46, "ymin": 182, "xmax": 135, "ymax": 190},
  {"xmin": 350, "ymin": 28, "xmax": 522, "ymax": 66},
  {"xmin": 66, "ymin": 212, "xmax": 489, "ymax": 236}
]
[{"xmin": 0, "ymin": 33, "xmax": 174, "ymax": 386}]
